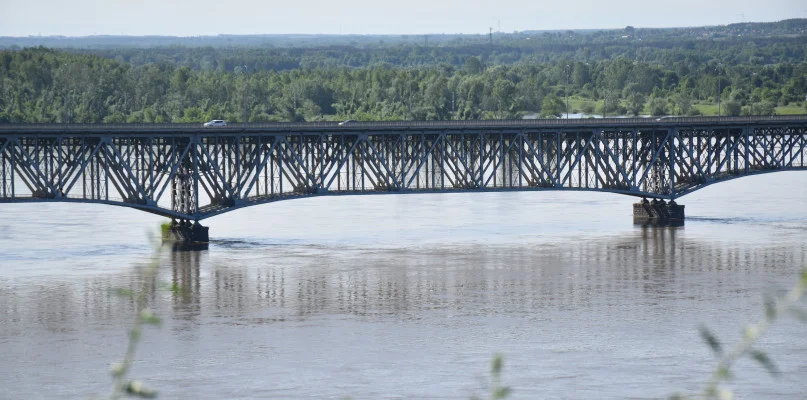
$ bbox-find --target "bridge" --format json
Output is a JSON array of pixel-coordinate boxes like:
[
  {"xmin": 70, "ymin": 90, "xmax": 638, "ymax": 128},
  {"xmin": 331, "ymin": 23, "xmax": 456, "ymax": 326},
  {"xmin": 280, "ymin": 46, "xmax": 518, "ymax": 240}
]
[{"xmin": 1, "ymin": 116, "xmax": 806, "ymax": 241}]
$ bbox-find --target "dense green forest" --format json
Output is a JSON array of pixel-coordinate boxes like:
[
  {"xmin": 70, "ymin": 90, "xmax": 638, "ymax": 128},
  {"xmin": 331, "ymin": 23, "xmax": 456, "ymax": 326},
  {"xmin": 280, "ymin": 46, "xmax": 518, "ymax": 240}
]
[{"xmin": 1, "ymin": 19, "xmax": 806, "ymax": 123}]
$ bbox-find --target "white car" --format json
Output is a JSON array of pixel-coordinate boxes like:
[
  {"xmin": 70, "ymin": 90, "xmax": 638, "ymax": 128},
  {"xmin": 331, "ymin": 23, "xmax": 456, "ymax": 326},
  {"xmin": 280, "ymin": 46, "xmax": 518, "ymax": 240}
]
[{"xmin": 203, "ymin": 120, "xmax": 227, "ymax": 127}]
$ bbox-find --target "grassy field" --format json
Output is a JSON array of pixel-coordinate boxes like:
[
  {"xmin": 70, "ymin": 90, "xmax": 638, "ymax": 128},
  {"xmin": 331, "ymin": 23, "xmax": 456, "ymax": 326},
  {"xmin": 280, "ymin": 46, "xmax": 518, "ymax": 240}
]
[
  {"xmin": 692, "ymin": 103, "xmax": 718, "ymax": 116},
  {"xmin": 568, "ymin": 97, "xmax": 601, "ymax": 114},
  {"xmin": 683, "ymin": 102, "xmax": 805, "ymax": 117},
  {"xmin": 536, "ymin": 98, "xmax": 804, "ymax": 118},
  {"xmin": 775, "ymin": 105, "xmax": 806, "ymax": 115}
]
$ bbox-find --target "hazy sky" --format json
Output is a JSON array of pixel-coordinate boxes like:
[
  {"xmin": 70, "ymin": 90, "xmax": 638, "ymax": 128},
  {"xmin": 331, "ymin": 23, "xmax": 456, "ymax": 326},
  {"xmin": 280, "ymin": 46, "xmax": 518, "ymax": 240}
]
[{"xmin": 2, "ymin": 0, "xmax": 806, "ymax": 36}]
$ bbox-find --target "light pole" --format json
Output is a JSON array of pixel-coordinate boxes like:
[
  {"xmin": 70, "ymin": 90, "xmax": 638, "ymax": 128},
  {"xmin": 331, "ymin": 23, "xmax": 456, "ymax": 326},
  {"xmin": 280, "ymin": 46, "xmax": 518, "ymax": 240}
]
[
  {"xmin": 716, "ymin": 64, "xmax": 722, "ymax": 117},
  {"xmin": 242, "ymin": 65, "xmax": 249, "ymax": 125},
  {"xmin": 565, "ymin": 64, "xmax": 570, "ymax": 119}
]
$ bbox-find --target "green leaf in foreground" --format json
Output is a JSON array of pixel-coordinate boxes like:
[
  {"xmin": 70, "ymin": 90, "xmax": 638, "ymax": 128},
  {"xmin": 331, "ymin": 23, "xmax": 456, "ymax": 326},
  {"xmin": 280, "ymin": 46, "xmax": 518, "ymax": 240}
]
[
  {"xmin": 139, "ymin": 309, "xmax": 162, "ymax": 326},
  {"xmin": 749, "ymin": 350, "xmax": 780, "ymax": 377},
  {"xmin": 789, "ymin": 307, "xmax": 807, "ymax": 322},
  {"xmin": 112, "ymin": 288, "xmax": 135, "ymax": 298},
  {"xmin": 124, "ymin": 380, "xmax": 158, "ymax": 398},
  {"xmin": 492, "ymin": 387, "xmax": 511, "ymax": 399},
  {"xmin": 763, "ymin": 294, "xmax": 777, "ymax": 321},
  {"xmin": 699, "ymin": 326, "xmax": 723, "ymax": 357},
  {"xmin": 491, "ymin": 354, "xmax": 503, "ymax": 375}
]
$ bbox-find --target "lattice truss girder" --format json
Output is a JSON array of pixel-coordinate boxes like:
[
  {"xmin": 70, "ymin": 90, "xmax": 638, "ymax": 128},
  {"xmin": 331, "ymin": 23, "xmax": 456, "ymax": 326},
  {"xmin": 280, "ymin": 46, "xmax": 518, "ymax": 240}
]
[{"xmin": 0, "ymin": 127, "xmax": 804, "ymax": 219}]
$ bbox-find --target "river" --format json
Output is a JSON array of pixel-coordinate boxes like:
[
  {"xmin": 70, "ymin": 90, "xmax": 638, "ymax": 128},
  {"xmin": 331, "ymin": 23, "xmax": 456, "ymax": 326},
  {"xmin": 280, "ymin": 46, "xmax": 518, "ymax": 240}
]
[{"xmin": 1, "ymin": 172, "xmax": 806, "ymax": 399}]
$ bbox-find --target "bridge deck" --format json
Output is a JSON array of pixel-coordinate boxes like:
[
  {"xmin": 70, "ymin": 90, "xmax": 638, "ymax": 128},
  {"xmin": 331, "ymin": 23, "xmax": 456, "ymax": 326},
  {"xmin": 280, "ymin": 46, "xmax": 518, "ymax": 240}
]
[{"xmin": 2, "ymin": 115, "xmax": 806, "ymax": 135}]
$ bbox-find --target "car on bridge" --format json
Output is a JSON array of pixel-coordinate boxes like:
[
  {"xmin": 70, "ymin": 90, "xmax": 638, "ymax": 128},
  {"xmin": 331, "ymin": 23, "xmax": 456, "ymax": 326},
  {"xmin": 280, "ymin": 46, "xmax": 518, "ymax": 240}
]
[{"xmin": 203, "ymin": 120, "xmax": 228, "ymax": 127}]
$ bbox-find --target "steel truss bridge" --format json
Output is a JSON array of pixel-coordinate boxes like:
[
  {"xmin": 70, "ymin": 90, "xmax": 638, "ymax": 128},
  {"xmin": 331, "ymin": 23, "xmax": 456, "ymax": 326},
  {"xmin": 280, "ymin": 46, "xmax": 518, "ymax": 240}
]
[{"xmin": 1, "ymin": 116, "xmax": 806, "ymax": 223}]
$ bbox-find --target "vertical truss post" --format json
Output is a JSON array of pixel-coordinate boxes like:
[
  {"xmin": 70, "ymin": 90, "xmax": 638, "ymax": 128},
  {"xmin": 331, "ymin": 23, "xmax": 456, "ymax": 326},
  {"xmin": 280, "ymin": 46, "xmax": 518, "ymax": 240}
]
[
  {"xmin": 744, "ymin": 126, "xmax": 750, "ymax": 175},
  {"xmin": 165, "ymin": 135, "xmax": 208, "ymax": 244},
  {"xmin": 1, "ymin": 139, "xmax": 8, "ymax": 198},
  {"xmin": 668, "ymin": 128, "xmax": 676, "ymax": 197}
]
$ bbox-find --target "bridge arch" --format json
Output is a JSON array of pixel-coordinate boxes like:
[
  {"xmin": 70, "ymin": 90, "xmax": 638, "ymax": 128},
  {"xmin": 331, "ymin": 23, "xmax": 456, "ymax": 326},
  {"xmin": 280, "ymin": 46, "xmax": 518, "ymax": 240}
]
[{"xmin": 1, "ymin": 116, "xmax": 805, "ymax": 238}]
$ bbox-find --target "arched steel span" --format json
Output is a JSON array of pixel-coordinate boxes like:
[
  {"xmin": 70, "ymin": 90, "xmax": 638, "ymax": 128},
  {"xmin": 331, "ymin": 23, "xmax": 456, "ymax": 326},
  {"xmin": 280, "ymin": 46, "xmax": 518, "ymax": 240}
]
[{"xmin": 1, "ymin": 116, "xmax": 806, "ymax": 221}]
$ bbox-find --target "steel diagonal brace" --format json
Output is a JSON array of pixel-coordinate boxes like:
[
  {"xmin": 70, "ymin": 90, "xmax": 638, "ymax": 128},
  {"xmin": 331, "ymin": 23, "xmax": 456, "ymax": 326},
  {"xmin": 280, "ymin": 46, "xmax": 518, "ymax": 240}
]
[
  {"xmin": 783, "ymin": 134, "xmax": 804, "ymax": 168},
  {"xmin": 391, "ymin": 134, "xmax": 406, "ymax": 178},
  {"xmin": 395, "ymin": 136, "xmax": 421, "ymax": 184},
  {"xmin": 598, "ymin": 131, "xmax": 635, "ymax": 187},
  {"xmin": 561, "ymin": 135, "xmax": 594, "ymax": 186},
  {"xmin": 154, "ymin": 141, "xmax": 193, "ymax": 201},
  {"xmin": 54, "ymin": 140, "xmax": 75, "ymax": 191},
  {"xmin": 582, "ymin": 151, "xmax": 608, "ymax": 188},
  {"xmin": 676, "ymin": 132, "xmax": 707, "ymax": 179},
  {"xmin": 438, "ymin": 146, "xmax": 465, "ymax": 188},
  {"xmin": 198, "ymin": 143, "xmax": 235, "ymax": 199},
  {"xmin": 709, "ymin": 135, "xmax": 731, "ymax": 173},
  {"xmin": 405, "ymin": 135, "xmax": 442, "ymax": 188},
  {"xmin": 362, "ymin": 140, "xmax": 397, "ymax": 189},
  {"xmin": 713, "ymin": 134, "xmax": 742, "ymax": 175},
  {"xmin": 357, "ymin": 142, "xmax": 385, "ymax": 189},
  {"xmin": 61, "ymin": 140, "xmax": 104, "ymax": 194},
  {"xmin": 100, "ymin": 141, "xmax": 136, "ymax": 198},
  {"xmin": 551, "ymin": 133, "xmax": 570, "ymax": 184},
  {"xmin": 517, "ymin": 136, "xmax": 549, "ymax": 186},
  {"xmin": 111, "ymin": 140, "xmax": 154, "ymax": 201},
  {"xmin": 748, "ymin": 135, "xmax": 772, "ymax": 169},
  {"xmin": 636, "ymin": 131, "xmax": 672, "ymax": 189},
  {"xmin": 279, "ymin": 142, "xmax": 314, "ymax": 190},
  {"xmin": 104, "ymin": 143, "xmax": 151, "ymax": 203},
  {"xmin": 318, "ymin": 139, "xmax": 348, "ymax": 186},
  {"xmin": 276, "ymin": 145, "xmax": 306, "ymax": 188},
  {"xmin": 443, "ymin": 136, "xmax": 476, "ymax": 187},
  {"xmin": 480, "ymin": 133, "xmax": 513, "ymax": 187},
  {"xmin": 591, "ymin": 133, "xmax": 625, "ymax": 189},
  {"xmin": 480, "ymin": 138, "xmax": 503, "ymax": 187},
  {"xmin": 765, "ymin": 134, "xmax": 785, "ymax": 169},
  {"xmin": 56, "ymin": 139, "xmax": 91, "ymax": 193},
  {"xmin": 774, "ymin": 134, "xmax": 794, "ymax": 168},
  {"xmin": 223, "ymin": 139, "xmax": 243, "ymax": 190},
  {"xmin": 240, "ymin": 137, "xmax": 279, "ymax": 199},
  {"xmin": 393, "ymin": 138, "xmax": 408, "ymax": 180},
  {"xmin": 98, "ymin": 145, "xmax": 134, "ymax": 201},
  {"xmin": 243, "ymin": 140, "xmax": 267, "ymax": 188},
  {"xmin": 277, "ymin": 141, "xmax": 313, "ymax": 191},
  {"xmin": 10, "ymin": 140, "xmax": 57, "ymax": 196},
  {"xmin": 555, "ymin": 134, "xmax": 579, "ymax": 186},
  {"xmin": 483, "ymin": 134, "xmax": 522, "ymax": 186},
  {"xmin": 558, "ymin": 135, "xmax": 579, "ymax": 182},
  {"xmin": 472, "ymin": 135, "xmax": 485, "ymax": 186},
  {"xmin": 283, "ymin": 139, "xmax": 319, "ymax": 190},
  {"xmin": 8, "ymin": 147, "xmax": 36, "ymax": 195},
  {"xmin": 147, "ymin": 140, "xmax": 179, "ymax": 198},
  {"xmin": 204, "ymin": 140, "xmax": 233, "ymax": 195},
  {"xmin": 439, "ymin": 139, "xmax": 468, "ymax": 188},
  {"xmin": 521, "ymin": 134, "xmax": 558, "ymax": 186},
  {"xmin": 234, "ymin": 140, "xmax": 263, "ymax": 195},
  {"xmin": 324, "ymin": 138, "xmax": 360, "ymax": 189},
  {"xmin": 363, "ymin": 138, "xmax": 399, "ymax": 189},
  {"xmin": 799, "ymin": 134, "xmax": 807, "ymax": 167}
]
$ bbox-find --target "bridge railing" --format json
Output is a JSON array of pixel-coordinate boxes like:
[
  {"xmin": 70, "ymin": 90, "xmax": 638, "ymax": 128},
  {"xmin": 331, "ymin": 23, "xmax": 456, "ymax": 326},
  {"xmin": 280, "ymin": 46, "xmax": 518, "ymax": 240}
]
[{"xmin": 1, "ymin": 115, "xmax": 806, "ymax": 133}]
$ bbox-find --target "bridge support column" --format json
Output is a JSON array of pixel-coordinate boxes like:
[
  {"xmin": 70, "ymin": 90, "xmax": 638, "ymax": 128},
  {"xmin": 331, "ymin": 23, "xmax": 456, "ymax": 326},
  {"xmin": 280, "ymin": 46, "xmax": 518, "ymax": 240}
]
[
  {"xmin": 163, "ymin": 219, "xmax": 209, "ymax": 244},
  {"xmin": 633, "ymin": 198, "xmax": 685, "ymax": 225}
]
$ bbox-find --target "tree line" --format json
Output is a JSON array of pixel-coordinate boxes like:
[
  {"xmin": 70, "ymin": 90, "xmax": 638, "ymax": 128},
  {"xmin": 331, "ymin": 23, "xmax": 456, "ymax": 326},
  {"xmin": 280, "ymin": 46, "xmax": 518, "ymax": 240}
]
[{"xmin": 1, "ymin": 41, "xmax": 805, "ymax": 124}]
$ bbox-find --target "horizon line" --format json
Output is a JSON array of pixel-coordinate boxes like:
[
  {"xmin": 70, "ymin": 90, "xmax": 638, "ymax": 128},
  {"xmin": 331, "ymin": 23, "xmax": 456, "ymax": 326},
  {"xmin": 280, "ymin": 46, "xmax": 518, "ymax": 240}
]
[{"xmin": 1, "ymin": 18, "xmax": 803, "ymax": 39}]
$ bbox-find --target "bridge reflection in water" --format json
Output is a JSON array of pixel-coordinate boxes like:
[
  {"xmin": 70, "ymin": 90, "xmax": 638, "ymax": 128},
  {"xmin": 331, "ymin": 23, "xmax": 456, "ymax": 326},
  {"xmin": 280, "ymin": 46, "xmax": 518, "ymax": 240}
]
[
  {"xmin": 4, "ymin": 227, "xmax": 804, "ymax": 328},
  {"xmin": 1, "ymin": 116, "xmax": 805, "ymax": 240}
]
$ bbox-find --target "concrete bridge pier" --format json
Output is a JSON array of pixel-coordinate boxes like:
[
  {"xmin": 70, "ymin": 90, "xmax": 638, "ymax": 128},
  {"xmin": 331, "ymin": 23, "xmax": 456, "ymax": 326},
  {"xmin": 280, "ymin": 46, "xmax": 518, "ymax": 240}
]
[
  {"xmin": 633, "ymin": 198, "xmax": 685, "ymax": 225},
  {"xmin": 163, "ymin": 219, "xmax": 209, "ymax": 244}
]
